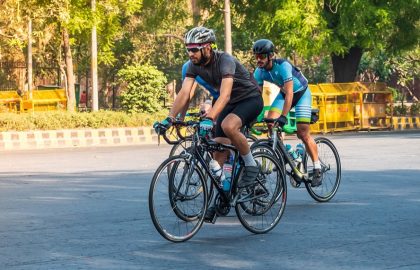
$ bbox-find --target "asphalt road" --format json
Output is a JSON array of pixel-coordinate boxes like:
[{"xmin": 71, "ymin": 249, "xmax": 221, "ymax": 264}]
[{"xmin": 1, "ymin": 131, "xmax": 419, "ymax": 270}]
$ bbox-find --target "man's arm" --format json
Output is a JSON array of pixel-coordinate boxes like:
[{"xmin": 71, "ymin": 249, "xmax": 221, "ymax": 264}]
[
  {"xmin": 178, "ymin": 81, "xmax": 197, "ymax": 120},
  {"xmin": 281, "ymin": 80, "xmax": 293, "ymax": 117},
  {"xmin": 169, "ymin": 77, "xmax": 195, "ymax": 119},
  {"xmin": 206, "ymin": 77, "xmax": 233, "ymax": 120}
]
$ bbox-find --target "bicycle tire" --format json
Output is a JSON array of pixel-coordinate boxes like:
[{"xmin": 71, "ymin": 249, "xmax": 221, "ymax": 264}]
[
  {"xmin": 149, "ymin": 155, "xmax": 208, "ymax": 242},
  {"xmin": 235, "ymin": 151, "xmax": 287, "ymax": 234},
  {"xmin": 304, "ymin": 137, "xmax": 341, "ymax": 202},
  {"xmin": 169, "ymin": 137, "xmax": 193, "ymax": 158},
  {"xmin": 251, "ymin": 139, "xmax": 286, "ymax": 173}
]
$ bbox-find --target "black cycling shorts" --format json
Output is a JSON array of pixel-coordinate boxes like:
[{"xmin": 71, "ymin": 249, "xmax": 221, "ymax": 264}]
[{"xmin": 215, "ymin": 95, "xmax": 264, "ymax": 138}]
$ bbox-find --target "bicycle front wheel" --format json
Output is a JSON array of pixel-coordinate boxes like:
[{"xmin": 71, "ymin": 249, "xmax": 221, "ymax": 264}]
[
  {"xmin": 235, "ymin": 151, "xmax": 287, "ymax": 234},
  {"xmin": 169, "ymin": 138, "xmax": 193, "ymax": 157},
  {"xmin": 304, "ymin": 137, "xmax": 341, "ymax": 202},
  {"xmin": 149, "ymin": 155, "xmax": 208, "ymax": 242}
]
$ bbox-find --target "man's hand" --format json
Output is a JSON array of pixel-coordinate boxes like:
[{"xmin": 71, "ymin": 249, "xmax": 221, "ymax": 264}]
[
  {"xmin": 153, "ymin": 117, "xmax": 173, "ymax": 135},
  {"xmin": 276, "ymin": 115, "xmax": 288, "ymax": 128},
  {"xmin": 199, "ymin": 118, "xmax": 214, "ymax": 137}
]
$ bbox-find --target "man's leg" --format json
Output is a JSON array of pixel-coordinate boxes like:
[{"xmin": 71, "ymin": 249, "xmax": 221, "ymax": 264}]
[
  {"xmin": 205, "ymin": 114, "xmax": 256, "ymax": 222},
  {"xmin": 294, "ymin": 88, "xmax": 322, "ymax": 187},
  {"xmin": 296, "ymin": 124, "xmax": 322, "ymax": 187},
  {"xmin": 221, "ymin": 113, "xmax": 260, "ymax": 187}
]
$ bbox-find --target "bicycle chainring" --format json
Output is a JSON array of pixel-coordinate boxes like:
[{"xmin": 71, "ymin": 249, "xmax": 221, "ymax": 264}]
[{"xmin": 214, "ymin": 193, "xmax": 231, "ymax": 216}]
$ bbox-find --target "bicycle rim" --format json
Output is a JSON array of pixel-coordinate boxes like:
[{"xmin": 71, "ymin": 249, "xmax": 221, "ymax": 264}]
[
  {"xmin": 235, "ymin": 151, "xmax": 287, "ymax": 234},
  {"xmin": 149, "ymin": 155, "xmax": 208, "ymax": 242},
  {"xmin": 304, "ymin": 137, "xmax": 341, "ymax": 202}
]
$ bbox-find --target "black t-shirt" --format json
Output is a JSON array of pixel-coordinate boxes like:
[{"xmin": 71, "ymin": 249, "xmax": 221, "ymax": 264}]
[{"xmin": 185, "ymin": 51, "xmax": 261, "ymax": 104}]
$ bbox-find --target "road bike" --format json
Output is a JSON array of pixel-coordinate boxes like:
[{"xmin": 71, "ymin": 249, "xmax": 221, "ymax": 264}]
[
  {"xmin": 149, "ymin": 120, "xmax": 287, "ymax": 242},
  {"xmin": 251, "ymin": 113, "xmax": 341, "ymax": 202},
  {"xmin": 167, "ymin": 112, "xmax": 258, "ymax": 158}
]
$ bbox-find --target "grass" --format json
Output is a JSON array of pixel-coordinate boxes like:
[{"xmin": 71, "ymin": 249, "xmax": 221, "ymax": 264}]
[{"xmin": 0, "ymin": 110, "xmax": 168, "ymax": 131}]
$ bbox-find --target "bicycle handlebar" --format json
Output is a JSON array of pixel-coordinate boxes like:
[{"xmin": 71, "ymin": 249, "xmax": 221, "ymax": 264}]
[
  {"xmin": 155, "ymin": 120, "xmax": 200, "ymax": 145},
  {"xmin": 259, "ymin": 118, "xmax": 295, "ymax": 135}
]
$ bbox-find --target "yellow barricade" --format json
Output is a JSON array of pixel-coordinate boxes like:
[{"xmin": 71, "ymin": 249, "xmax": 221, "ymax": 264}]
[
  {"xmin": 353, "ymin": 82, "xmax": 392, "ymax": 130},
  {"xmin": 0, "ymin": 90, "xmax": 22, "ymax": 112},
  {"xmin": 312, "ymin": 83, "xmax": 357, "ymax": 133},
  {"xmin": 22, "ymin": 89, "xmax": 67, "ymax": 112}
]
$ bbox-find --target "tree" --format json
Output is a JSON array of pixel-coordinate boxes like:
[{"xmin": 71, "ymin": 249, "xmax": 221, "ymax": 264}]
[
  {"xmin": 199, "ymin": 0, "xmax": 420, "ymax": 83},
  {"xmin": 117, "ymin": 64, "xmax": 167, "ymax": 113}
]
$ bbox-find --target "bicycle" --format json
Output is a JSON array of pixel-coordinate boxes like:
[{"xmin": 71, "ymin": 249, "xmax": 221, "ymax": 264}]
[
  {"xmin": 251, "ymin": 111, "xmax": 341, "ymax": 202},
  {"xmin": 149, "ymin": 120, "xmax": 287, "ymax": 242},
  {"xmin": 168, "ymin": 112, "xmax": 258, "ymax": 158}
]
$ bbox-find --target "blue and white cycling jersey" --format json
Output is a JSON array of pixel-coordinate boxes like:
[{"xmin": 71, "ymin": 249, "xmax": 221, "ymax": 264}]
[
  {"xmin": 182, "ymin": 61, "xmax": 219, "ymax": 99},
  {"xmin": 253, "ymin": 59, "xmax": 308, "ymax": 93},
  {"xmin": 253, "ymin": 58, "xmax": 312, "ymax": 123}
]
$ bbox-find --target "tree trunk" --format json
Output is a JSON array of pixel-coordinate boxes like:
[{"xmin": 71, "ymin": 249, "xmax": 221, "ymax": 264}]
[
  {"xmin": 191, "ymin": 0, "xmax": 200, "ymax": 26},
  {"xmin": 62, "ymin": 27, "xmax": 76, "ymax": 111},
  {"xmin": 27, "ymin": 18, "xmax": 33, "ymax": 98},
  {"xmin": 223, "ymin": 0, "xmax": 232, "ymax": 54},
  {"xmin": 91, "ymin": 0, "xmax": 99, "ymax": 111},
  {"xmin": 331, "ymin": 47, "xmax": 363, "ymax": 83}
]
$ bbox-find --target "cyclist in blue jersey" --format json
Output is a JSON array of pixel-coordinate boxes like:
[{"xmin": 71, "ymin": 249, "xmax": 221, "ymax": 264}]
[{"xmin": 252, "ymin": 39, "xmax": 322, "ymax": 187}]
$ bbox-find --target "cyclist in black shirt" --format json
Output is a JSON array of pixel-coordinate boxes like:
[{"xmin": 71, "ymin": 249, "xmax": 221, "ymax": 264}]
[{"xmin": 155, "ymin": 26, "xmax": 263, "ymax": 199}]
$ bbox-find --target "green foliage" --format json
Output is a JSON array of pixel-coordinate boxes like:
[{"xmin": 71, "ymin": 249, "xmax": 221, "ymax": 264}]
[
  {"xmin": 301, "ymin": 57, "xmax": 333, "ymax": 83},
  {"xmin": 0, "ymin": 110, "xmax": 167, "ymax": 131},
  {"xmin": 393, "ymin": 104, "xmax": 408, "ymax": 116},
  {"xmin": 409, "ymin": 102, "xmax": 420, "ymax": 116},
  {"xmin": 358, "ymin": 51, "xmax": 392, "ymax": 82},
  {"xmin": 388, "ymin": 87, "xmax": 403, "ymax": 102},
  {"xmin": 117, "ymin": 64, "xmax": 167, "ymax": 113}
]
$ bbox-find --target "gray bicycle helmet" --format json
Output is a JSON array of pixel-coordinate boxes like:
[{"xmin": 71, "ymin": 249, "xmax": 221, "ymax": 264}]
[
  {"xmin": 184, "ymin": 26, "xmax": 216, "ymax": 45},
  {"xmin": 252, "ymin": 39, "xmax": 275, "ymax": 54}
]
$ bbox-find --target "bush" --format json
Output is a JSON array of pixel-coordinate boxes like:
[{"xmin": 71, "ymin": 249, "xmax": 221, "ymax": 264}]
[
  {"xmin": 0, "ymin": 111, "xmax": 168, "ymax": 131},
  {"xmin": 410, "ymin": 102, "xmax": 420, "ymax": 116},
  {"xmin": 393, "ymin": 104, "xmax": 408, "ymax": 116},
  {"xmin": 117, "ymin": 64, "xmax": 167, "ymax": 113}
]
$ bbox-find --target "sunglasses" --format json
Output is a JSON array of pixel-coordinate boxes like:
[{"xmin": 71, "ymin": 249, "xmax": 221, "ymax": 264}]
[
  {"xmin": 255, "ymin": 53, "xmax": 268, "ymax": 59},
  {"xmin": 186, "ymin": 43, "xmax": 209, "ymax": 53},
  {"xmin": 186, "ymin": 47, "xmax": 202, "ymax": 53}
]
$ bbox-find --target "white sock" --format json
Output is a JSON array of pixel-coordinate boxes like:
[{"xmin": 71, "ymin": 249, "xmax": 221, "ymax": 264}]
[
  {"xmin": 313, "ymin": 160, "xmax": 321, "ymax": 170},
  {"xmin": 241, "ymin": 152, "xmax": 257, "ymax": 167}
]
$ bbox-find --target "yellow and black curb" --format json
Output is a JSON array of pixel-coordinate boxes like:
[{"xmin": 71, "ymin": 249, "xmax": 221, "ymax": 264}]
[
  {"xmin": 392, "ymin": 117, "xmax": 420, "ymax": 130},
  {"xmin": 0, "ymin": 117, "xmax": 419, "ymax": 151},
  {"xmin": 0, "ymin": 127, "xmax": 158, "ymax": 151}
]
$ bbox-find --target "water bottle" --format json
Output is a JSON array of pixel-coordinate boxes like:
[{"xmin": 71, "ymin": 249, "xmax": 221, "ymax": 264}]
[
  {"xmin": 222, "ymin": 158, "xmax": 232, "ymax": 192},
  {"xmin": 285, "ymin": 144, "xmax": 298, "ymax": 160},
  {"xmin": 295, "ymin": 143, "xmax": 305, "ymax": 159},
  {"xmin": 209, "ymin": 159, "xmax": 225, "ymax": 187},
  {"xmin": 295, "ymin": 143, "xmax": 305, "ymax": 172}
]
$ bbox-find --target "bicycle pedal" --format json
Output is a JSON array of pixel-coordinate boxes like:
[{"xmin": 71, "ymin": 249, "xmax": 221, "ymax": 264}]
[
  {"xmin": 289, "ymin": 176, "xmax": 300, "ymax": 188},
  {"xmin": 205, "ymin": 214, "xmax": 217, "ymax": 224}
]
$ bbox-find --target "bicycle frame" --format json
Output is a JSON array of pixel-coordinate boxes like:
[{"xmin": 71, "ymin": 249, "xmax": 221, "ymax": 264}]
[
  {"xmin": 266, "ymin": 125, "xmax": 309, "ymax": 182},
  {"xmin": 184, "ymin": 131, "xmax": 243, "ymax": 205}
]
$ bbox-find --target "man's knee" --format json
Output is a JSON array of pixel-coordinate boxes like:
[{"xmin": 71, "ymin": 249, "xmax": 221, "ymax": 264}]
[
  {"xmin": 297, "ymin": 127, "xmax": 310, "ymax": 141},
  {"xmin": 221, "ymin": 121, "xmax": 237, "ymax": 136},
  {"xmin": 221, "ymin": 115, "xmax": 242, "ymax": 136}
]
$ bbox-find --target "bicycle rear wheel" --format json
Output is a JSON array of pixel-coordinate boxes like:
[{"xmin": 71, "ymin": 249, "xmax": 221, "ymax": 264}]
[
  {"xmin": 149, "ymin": 155, "xmax": 208, "ymax": 242},
  {"xmin": 304, "ymin": 137, "xmax": 341, "ymax": 202},
  {"xmin": 235, "ymin": 151, "xmax": 287, "ymax": 234}
]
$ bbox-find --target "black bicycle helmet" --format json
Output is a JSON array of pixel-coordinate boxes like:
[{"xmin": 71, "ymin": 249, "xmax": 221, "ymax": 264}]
[
  {"xmin": 252, "ymin": 39, "xmax": 275, "ymax": 54},
  {"xmin": 184, "ymin": 26, "xmax": 216, "ymax": 45}
]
